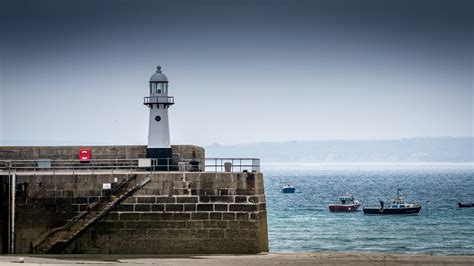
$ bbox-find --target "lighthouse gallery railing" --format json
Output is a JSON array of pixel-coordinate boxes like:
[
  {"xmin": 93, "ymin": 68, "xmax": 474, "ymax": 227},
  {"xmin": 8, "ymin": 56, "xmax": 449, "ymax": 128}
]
[{"xmin": 143, "ymin": 96, "xmax": 174, "ymax": 105}]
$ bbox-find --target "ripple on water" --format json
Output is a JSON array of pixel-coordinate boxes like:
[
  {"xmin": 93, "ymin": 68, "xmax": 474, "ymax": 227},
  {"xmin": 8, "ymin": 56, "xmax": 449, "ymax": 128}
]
[{"xmin": 265, "ymin": 166, "xmax": 474, "ymax": 254}]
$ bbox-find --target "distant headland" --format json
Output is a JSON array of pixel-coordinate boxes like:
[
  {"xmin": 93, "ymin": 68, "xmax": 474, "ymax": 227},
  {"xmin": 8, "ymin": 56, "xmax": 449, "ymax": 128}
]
[{"xmin": 207, "ymin": 137, "xmax": 474, "ymax": 163}]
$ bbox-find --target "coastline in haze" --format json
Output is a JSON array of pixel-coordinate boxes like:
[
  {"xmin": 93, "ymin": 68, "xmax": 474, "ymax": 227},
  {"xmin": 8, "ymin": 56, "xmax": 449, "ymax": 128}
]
[{"xmin": 207, "ymin": 137, "xmax": 473, "ymax": 163}]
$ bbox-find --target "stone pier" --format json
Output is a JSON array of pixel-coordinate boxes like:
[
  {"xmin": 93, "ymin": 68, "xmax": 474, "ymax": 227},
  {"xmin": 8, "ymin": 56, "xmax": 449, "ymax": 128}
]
[{"xmin": 0, "ymin": 145, "xmax": 268, "ymax": 254}]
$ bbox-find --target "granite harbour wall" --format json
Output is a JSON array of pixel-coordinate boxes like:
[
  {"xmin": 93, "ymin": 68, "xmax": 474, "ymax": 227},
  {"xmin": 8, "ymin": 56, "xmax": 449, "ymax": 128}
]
[{"xmin": 0, "ymin": 145, "xmax": 268, "ymax": 254}]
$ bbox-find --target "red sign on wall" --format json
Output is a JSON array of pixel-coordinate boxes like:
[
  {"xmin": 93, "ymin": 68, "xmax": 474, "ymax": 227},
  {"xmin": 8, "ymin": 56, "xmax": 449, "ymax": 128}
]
[{"xmin": 78, "ymin": 148, "xmax": 91, "ymax": 162}]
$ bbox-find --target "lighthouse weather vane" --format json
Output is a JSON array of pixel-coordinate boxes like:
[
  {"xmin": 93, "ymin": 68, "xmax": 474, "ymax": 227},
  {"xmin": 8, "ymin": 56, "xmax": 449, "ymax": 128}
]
[{"xmin": 144, "ymin": 65, "xmax": 175, "ymax": 169}]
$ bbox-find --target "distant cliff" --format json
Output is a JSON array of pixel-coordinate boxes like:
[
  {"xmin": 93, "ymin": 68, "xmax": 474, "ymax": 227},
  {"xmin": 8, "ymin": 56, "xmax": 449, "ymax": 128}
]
[{"xmin": 206, "ymin": 137, "xmax": 474, "ymax": 163}]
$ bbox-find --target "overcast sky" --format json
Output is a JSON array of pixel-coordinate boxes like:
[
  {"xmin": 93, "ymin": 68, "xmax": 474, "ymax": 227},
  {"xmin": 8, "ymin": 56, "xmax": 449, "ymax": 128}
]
[{"xmin": 0, "ymin": 0, "xmax": 472, "ymax": 146}]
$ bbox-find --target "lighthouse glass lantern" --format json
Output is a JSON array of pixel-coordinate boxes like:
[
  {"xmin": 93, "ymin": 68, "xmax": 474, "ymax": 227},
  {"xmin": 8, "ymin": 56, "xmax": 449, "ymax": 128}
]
[{"xmin": 144, "ymin": 65, "xmax": 174, "ymax": 170}]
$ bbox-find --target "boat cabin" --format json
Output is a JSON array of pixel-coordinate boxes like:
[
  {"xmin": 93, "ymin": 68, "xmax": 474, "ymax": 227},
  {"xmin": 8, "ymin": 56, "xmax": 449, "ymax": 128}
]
[
  {"xmin": 390, "ymin": 195, "xmax": 415, "ymax": 208},
  {"xmin": 338, "ymin": 195, "xmax": 356, "ymax": 205}
]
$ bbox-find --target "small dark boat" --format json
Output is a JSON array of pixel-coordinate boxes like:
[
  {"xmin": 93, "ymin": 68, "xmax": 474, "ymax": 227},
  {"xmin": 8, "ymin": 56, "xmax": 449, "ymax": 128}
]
[
  {"xmin": 363, "ymin": 189, "xmax": 421, "ymax": 215},
  {"xmin": 458, "ymin": 202, "xmax": 474, "ymax": 208},
  {"xmin": 281, "ymin": 184, "xmax": 295, "ymax": 193},
  {"xmin": 328, "ymin": 194, "xmax": 360, "ymax": 212}
]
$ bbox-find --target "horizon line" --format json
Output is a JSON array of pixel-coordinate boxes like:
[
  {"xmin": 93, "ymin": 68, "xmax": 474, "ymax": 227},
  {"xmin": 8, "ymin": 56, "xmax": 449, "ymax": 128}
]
[{"xmin": 0, "ymin": 136, "xmax": 473, "ymax": 147}]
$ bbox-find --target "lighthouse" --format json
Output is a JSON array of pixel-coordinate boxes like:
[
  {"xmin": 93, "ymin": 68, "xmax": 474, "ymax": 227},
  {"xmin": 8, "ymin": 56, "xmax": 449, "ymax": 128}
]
[{"xmin": 144, "ymin": 65, "xmax": 174, "ymax": 168}]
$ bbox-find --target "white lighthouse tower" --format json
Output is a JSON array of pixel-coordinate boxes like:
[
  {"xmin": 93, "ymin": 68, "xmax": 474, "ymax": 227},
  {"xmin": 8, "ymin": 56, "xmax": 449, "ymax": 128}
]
[{"xmin": 144, "ymin": 65, "xmax": 174, "ymax": 167}]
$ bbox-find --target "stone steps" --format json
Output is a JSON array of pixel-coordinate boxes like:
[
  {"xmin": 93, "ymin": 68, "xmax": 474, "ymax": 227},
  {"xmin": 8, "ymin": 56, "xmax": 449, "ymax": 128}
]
[{"xmin": 29, "ymin": 175, "xmax": 151, "ymax": 254}]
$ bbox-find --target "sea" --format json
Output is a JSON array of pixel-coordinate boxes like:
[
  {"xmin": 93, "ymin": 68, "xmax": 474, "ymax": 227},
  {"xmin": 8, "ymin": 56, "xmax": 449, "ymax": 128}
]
[{"xmin": 263, "ymin": 163, "xmax": 474, "ymax": 255}]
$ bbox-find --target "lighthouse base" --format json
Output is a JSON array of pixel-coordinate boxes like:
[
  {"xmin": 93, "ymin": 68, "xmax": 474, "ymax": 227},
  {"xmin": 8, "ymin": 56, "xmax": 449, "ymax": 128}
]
[{"xmin": 146, "ymin": 147, "xmax": 173, "ymax": 171}]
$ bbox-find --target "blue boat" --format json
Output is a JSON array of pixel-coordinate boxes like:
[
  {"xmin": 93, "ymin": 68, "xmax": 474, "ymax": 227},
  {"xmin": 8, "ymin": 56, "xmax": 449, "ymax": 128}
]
[{"xmin": 281, "ymin": 184, "xmax": 296, "ymax": 193}]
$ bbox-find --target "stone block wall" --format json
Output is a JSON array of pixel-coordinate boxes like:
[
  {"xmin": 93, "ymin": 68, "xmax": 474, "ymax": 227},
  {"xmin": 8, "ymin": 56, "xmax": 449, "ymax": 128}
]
[
  {"xmin": 0, "ymin": 145, "xmax": 204, "ymax": 162},
  {"xmin": 10, "ymin": 171, "xmax": 267, "ymax": 254},
  {"xmin": 0, "ymin": 145, "xmax": 205, "ymax": 172},
  {"xmin": 171, "ymin": 145, "xmax": 205, "ymax": 171},
  {"xmin": 0, "ymin": 146, "xmax": 147, "ymax": 160}
]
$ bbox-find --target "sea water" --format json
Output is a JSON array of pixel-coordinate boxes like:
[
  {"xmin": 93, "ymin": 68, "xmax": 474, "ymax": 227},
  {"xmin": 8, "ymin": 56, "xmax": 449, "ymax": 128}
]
[{"xmin": 264, "ymin": 163, "xmax": 474, "ymax": 254}]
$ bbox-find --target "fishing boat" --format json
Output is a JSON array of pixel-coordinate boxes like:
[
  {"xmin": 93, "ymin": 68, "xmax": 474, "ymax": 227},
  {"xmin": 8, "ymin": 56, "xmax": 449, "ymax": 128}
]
[
  {"xmin": 281, "ymin": 184, "xmax": 296, "ymax": 193},
  {"xmin": 363, "ymin": 189, "xmax": 421, "ymax": 215},
  {"xmin": 328, "ymin": 194, "xmax": 360, "ymax": 212},
  {"xmin": 458, "ymin": 202, "xmax": 474, "ymax": 208}
]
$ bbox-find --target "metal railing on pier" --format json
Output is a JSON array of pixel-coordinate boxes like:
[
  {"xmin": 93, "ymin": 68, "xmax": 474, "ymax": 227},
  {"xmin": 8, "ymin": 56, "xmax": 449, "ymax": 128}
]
[
  {"xmin": 0, "ymin": 158, "xmax": 260, "ymax": 174},
  {"xmin": 204, "ymin": 158, "xmax": 260, "ymax": 173}
]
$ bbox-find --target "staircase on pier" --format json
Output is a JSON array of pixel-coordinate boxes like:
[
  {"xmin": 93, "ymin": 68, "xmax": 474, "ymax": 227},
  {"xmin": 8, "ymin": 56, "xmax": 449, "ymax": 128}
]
[{"xmin": 30, "ymin": 174, "xmax": 151, "ymax": 254}]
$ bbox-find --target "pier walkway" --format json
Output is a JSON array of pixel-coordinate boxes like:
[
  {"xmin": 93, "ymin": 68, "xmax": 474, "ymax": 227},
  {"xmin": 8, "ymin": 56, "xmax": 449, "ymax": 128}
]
[{"xmin": 1, "ymin": 253, "xmax": 473, "ymax": 265}]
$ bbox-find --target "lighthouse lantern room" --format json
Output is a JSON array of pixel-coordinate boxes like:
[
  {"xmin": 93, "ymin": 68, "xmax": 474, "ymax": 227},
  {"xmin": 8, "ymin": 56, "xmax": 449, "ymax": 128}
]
[{"xmin": 144, "ymin": 65, "xmax": 174, "ymax": 169}]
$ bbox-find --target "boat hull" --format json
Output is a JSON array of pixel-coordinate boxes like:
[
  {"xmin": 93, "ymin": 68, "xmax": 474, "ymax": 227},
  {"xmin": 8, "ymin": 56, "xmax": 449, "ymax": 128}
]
[
  {"xmin": 363, "ymin": 206, "xmax": 421, "ymax": 215},
  {"xmin": 329, "ymin": 204, "xmax": 360, "ymax": 212},
  {"xmin": 281, "ymin": 187, "xmax": 296, "ymax": 193},
  {"xmin": 458, "ymin": 203, "xmax": 474, "ymax": 208}
]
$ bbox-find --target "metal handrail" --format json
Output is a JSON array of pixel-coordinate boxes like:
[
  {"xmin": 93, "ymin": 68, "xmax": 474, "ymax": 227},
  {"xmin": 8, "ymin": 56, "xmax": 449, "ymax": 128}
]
[
  {"xmin": 0, "ymin": 158, "xmax": 260, "ymax": 173},
  {"xmin": 143, "ymin": 96, "xmax": 174, "ymax": 105}
]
